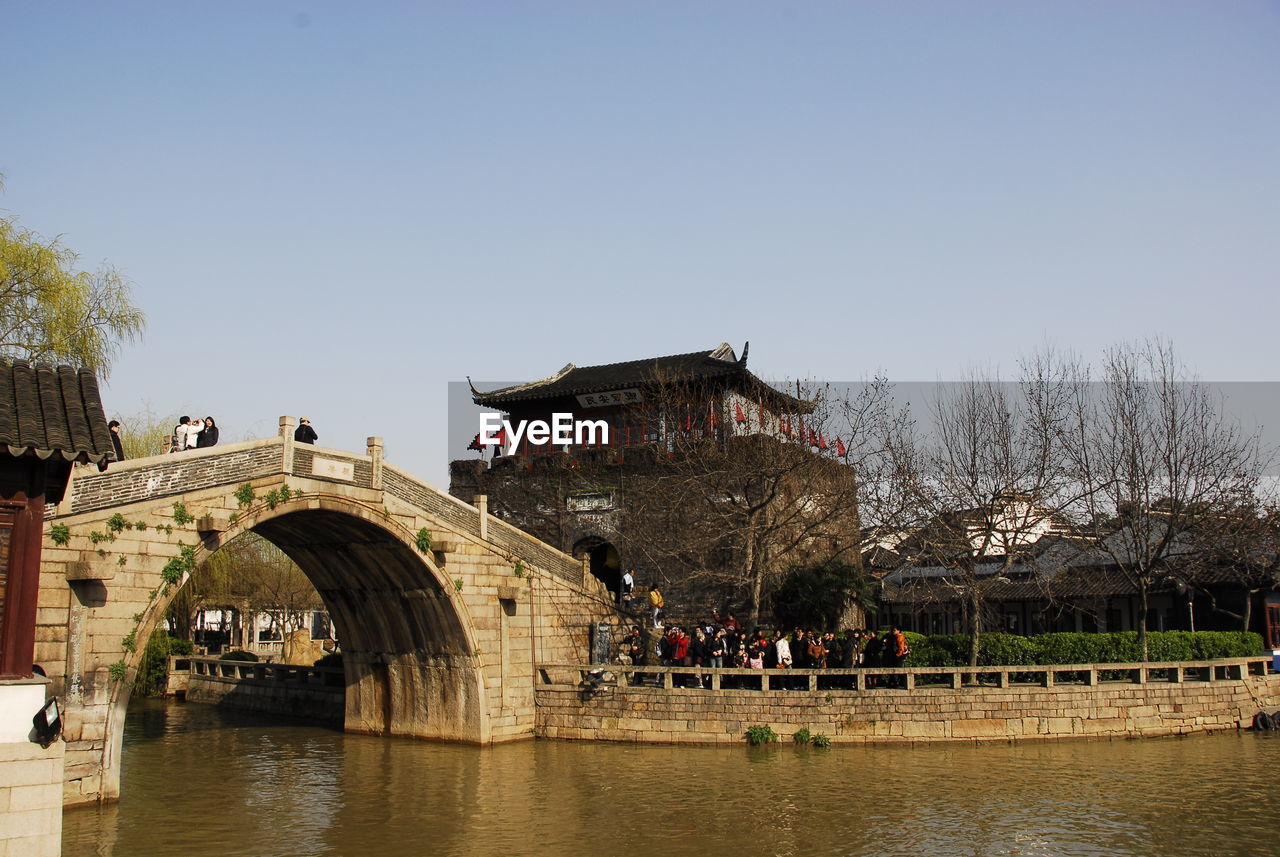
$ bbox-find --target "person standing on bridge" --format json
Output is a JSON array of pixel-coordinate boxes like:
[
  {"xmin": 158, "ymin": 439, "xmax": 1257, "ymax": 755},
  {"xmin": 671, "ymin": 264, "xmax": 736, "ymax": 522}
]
[
  {"xmin": 171, "ymin": 416, "xmax": 192, "ymax": 453},
  {"xmin": 108, "ymin": 420, "xmax": 125, "ymax": 461},
  {"xmin": 295, "ymin": 417, "xmax": 318, "ymax": 444},
  {"xmin": 197, "ymin": 416, "xmax": 219, "ymax": 448}
]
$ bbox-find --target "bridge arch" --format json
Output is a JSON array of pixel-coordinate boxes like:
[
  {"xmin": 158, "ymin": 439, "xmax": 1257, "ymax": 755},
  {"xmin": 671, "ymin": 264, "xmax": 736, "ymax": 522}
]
[
  {"xmin": 41, "ymin": 428, "xmax": 613, "ymax": 805},
  {"xmin": 101, "ymin": 494, "xmax": 490, "ymax": 799}
]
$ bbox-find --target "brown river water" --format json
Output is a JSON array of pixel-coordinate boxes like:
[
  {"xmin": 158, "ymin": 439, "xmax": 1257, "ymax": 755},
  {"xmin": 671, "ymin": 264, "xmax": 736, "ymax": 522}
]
[{"xmin": 64, "ymin": 699, "xmax": 1279, "ymax": 857}]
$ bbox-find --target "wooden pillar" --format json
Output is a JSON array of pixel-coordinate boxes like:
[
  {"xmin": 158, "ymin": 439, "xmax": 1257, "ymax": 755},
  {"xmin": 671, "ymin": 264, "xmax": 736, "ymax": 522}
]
[{"xmin": 0, "ymin": 464, "xmax": 47, "ymax": 678}]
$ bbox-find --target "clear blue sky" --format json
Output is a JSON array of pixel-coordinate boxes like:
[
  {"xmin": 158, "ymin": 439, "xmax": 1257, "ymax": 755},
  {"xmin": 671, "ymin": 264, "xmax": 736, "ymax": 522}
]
[{"xmin": 5, "ymin": 2, "xmax": 1278, "ymax": 487}]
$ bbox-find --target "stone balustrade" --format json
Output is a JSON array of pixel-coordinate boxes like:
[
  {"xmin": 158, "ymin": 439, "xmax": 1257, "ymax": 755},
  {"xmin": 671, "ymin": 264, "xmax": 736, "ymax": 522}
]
[
  {"xmin": 534, "ymin": 657, "xmax": 1280, "ymax": 745},
  {"xmin": 171, "ymin": 656, "xmax": 345, "ymax": 723},
  {"xmin": 539, "ymin": 656, "xmax": 1272, "ymax": 692}
]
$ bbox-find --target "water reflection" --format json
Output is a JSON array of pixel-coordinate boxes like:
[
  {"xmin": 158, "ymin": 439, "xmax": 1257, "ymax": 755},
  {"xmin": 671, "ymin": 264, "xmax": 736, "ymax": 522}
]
[{"xmin": 65, "ymin": 700, "xmax": 1278, "ymax": 857}]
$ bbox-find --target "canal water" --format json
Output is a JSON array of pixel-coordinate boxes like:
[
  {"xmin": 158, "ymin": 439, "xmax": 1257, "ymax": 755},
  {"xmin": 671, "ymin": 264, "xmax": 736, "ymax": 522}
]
[{"xmin": 65, "ymin": 699, "xmax": 1278, "ymax": 857}]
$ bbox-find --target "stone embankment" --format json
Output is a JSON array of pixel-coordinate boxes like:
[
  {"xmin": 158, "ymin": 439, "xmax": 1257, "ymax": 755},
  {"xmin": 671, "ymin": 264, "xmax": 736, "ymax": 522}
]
[{"xmin": 535, "ymin": 658, "xmax": 1280, "ymax": 744}]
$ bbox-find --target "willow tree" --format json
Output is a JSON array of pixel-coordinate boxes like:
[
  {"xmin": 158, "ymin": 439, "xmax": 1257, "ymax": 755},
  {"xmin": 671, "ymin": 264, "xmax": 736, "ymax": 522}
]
[{"xmin": 0, "ymin": 180, "xmax": 145, "ymax": 376}]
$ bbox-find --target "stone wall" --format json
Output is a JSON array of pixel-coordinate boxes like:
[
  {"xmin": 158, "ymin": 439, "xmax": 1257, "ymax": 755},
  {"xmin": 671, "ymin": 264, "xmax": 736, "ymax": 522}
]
[
  {"xmin": 0, "ymin": 680, "xmax": 62, "ymax": 857},
  {"xmin": 0, "ymin": 740, "xmax": 63, "ymax": 857},
  {"xmin": 535, "ymin": 662, "xmax": 1280, "ymax": 744}
]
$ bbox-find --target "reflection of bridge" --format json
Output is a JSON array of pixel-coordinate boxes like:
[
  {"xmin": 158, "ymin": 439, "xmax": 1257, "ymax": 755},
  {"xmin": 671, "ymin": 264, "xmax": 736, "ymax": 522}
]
[{"xmin": 38, "ymin": 418, "xmax": 611, "ymax": 805}]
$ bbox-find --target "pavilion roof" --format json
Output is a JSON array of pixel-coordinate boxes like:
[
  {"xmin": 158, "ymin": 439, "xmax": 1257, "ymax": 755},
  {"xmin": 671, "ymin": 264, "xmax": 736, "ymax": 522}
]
[
  {"xmin": 470, "ymin": 342, "xmax": 811, "ymax": 412},
  {"xmin": 0, "ymin": 360, "xmax": 114, "ymax": 465}
]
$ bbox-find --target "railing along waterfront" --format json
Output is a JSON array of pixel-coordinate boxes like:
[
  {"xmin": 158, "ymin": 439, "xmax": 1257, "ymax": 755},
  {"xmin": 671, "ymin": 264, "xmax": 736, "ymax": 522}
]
[
  {"xmin": 170, "ymin": 655, "xmax": 345, "ymax": 690},
  {"xmin": 538, "ymin": 656, "xmax": 1273, "ymax": 692}
]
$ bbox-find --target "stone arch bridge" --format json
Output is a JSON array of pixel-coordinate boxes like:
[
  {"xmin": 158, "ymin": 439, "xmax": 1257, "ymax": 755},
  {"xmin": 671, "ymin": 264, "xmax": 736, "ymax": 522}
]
[{"xmin": 36, "ymin": 418, "xmax": 614, "ymax": 805}]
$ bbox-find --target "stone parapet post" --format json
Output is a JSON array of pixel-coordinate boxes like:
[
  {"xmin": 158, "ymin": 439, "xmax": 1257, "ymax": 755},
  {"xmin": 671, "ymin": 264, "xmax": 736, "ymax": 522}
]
[
  {"xmin": 280, "ymin": 416, "xmax": 297, "ymax": 475},
  {"xmin": 475, "ymin": 495, "xmax": 488, "ymax": 541},
  {"xmin": 367, "ymin": 437, "xmax": 384, "ymax": 489}
]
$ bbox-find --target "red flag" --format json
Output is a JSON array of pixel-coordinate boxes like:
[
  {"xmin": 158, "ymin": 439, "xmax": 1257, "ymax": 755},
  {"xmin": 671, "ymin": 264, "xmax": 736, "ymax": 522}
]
[
  {"xmin": 467, "ymin": 433, "xmax": 483, "ymax": 451},
  {"xmin": 734, "ymin": 402, "xmax": 746, "ymax": 423},
  {"xmin": 836, "ymin": 437, "xmax": 847, "ymax": 457},
  {"xmin": 818, "ymin": 433, "xmax": 828, "ymax": 450},
  {"xmin": 809, "ymin": 429, "xmax": 819, "ymax": 447}
]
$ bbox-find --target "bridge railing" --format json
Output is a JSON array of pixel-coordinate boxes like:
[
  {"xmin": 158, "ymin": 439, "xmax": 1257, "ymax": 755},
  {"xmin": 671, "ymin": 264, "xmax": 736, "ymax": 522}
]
[
  {"xmin": 537, "ymin": 656, "xmax": 1273, "ymax": 692},
  {"xmin": 176, "ymin": 655, "xmax": 345, "ymax": 690}
]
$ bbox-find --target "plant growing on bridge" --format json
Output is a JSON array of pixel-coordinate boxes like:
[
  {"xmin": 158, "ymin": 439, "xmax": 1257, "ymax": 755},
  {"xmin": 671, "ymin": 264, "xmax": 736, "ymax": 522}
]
[
  {"xmin": 134, "ymin": 520, "xmax": 147, "ymax": 531},
  {"xmin": 235, "ymin": 483, "xmax": 256, "ymax": 508},
  {"xmin": 49, "ymin": 523, "xmax": 70, "ymax": 545},
  {"xmin": 172, "ymin": 503, "xmax": 194, "ymax": 526},
  {"xmin": 513, "ymin": 560, "xmax": 525, "ymax": 578},
  {"xmin": 108, "ymin": 661, "xmax": 127, "ymax": 682},
  {"xmin": 89, "ymin": 529, "xmax": 114, "ymax": 544},
  {"xmin": 121, "ymin": 628, "xmax": 137, "ymax": 654},
  {"xmin": 746, "ymin": 725, "xmax": 779, "ymax": 746},
  {"xmin": 107, "ymin": 513, "xmax": 130, "ymax": 533},
  {"xmin": 161, "ymin": 544, "xmax": 198, "ymax": 585},
  {"xmin": 810, "ymin": 733, "xmax": 832, "ymax": 748},
  {"xmin": 792, "ymin": 728, "xmax": 812, "ymax": 745},
  {"xmin": 265, "ymin": 489, "xmax": 281, "ymax": 509},
  {"xmin": 453, "ymin": 578, "xmax": 464, "ymax": 592},
  {"xmin": 279, "ymin": 485, "xmax": 293, "ymax": 502},
  {"xmin": 415, "ymin": 528, "xmax": 433, "ymax": 554}
]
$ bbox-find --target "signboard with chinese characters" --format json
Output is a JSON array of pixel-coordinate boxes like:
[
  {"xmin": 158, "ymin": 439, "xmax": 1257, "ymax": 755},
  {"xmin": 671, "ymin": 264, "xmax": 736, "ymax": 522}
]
[
  {"xmin": 575, "ymin": 388, "xmax": 643, "ymax": 409},
  {"xmin": 311, "ymin": 457, "xmax": 355, "ymax": 481}
]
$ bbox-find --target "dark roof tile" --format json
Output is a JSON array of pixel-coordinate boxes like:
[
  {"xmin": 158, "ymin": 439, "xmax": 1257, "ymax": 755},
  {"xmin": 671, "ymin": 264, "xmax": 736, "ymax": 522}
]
[{"xmin": 0, "ymin": 360, "xmax": 113, "ymax": 464}]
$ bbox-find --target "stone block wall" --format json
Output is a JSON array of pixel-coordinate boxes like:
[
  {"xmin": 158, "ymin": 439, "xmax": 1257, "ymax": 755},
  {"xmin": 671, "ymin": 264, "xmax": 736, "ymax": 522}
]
[
  {"xmin": 535, "ymin": 669, "xmax": 1280, "ymax": 745},
  {"xmin": 0, "ymin": 740, "xmax": 64, "ymax": 857}
]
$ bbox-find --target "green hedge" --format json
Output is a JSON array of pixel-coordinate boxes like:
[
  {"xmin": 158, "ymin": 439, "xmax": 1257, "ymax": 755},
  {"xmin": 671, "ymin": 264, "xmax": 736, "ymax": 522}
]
[{"xmin": 903, "ymin": 631, "xmax": 1263, "ymax": 668}]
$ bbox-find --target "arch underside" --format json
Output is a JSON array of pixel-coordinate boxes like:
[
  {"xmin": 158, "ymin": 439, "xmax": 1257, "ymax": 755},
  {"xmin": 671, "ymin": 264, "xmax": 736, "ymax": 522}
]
[{"xmin": 252, "ymin": 509, "xmax": 486, "ymax": 742}]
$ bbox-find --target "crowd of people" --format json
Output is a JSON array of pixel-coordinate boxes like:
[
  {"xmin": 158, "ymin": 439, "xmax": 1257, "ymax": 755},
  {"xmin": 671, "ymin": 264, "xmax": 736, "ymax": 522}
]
[{"xmin": 618, "ymin": 621, "xmax": 911, "ymax": 688}]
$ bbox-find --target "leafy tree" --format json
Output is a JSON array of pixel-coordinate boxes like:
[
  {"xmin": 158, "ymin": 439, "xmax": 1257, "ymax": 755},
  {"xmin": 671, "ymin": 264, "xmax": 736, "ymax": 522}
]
[
  {"xmin": 770, "ymin": 559, "xmax": 876, "ymax": 630},
  {"xmin": 0, "ymin": 178, "xmax": 145, "ymax": 376},
  {"xmin": 132, "ymin": 631, "xmax": 194, "ymax": 697},
  {"xmin": 168, "ymin": 532, "xmax": 323, "ymax": 649}
]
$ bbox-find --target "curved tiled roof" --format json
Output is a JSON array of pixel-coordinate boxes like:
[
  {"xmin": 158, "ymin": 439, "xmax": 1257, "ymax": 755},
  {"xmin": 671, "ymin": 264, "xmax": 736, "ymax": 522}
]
[
  {"xmin": 470, "ymin": 342, "xmax": 812, "ymax": 412},
  {"xmin": 0, "ymin": 360, "xmax": 113, "ymax": 465}
]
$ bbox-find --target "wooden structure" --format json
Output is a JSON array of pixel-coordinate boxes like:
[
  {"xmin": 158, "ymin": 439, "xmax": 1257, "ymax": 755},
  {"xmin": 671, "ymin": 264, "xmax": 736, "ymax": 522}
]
[{"xmin": 0, "ymin": 360, "xmax": 112, "ymax": 678}]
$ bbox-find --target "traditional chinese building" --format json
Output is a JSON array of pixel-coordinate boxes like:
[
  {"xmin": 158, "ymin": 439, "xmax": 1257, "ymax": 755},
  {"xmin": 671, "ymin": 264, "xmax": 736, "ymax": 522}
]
[{"xmin": 451, "ymin": 343, "xmax": 861, "ymax": 623}]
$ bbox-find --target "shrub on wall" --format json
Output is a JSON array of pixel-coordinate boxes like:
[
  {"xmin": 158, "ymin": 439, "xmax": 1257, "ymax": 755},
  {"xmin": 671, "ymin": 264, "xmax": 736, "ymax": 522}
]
[{"xmin": 133, "ymin": 632, "xmax": 195, "ymax": 697}]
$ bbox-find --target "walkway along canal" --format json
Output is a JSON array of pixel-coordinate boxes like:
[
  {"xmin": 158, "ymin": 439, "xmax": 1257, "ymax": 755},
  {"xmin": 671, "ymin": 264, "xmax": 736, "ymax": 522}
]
[{"xmin": 536, "ymin": 657, "xmax": 1280, "ymax": 743}]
